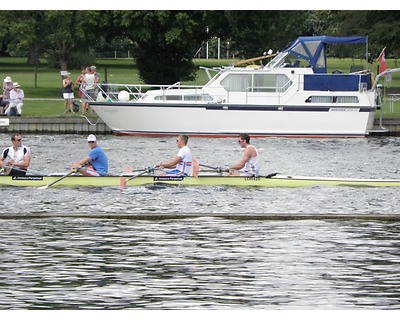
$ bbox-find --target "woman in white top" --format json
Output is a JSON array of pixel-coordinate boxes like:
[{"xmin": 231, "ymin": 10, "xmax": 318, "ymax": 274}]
[
  {"xmin": 228, "ymin": 133, "xmax": 260, "ymax": 176},
  {"xmin": 81, "ymin": 67, "xmax": 95, "ymax": 113}
]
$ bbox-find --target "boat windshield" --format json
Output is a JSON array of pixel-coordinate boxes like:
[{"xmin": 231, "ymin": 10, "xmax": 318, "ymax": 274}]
[{"xmin": 264, "ymin": 52, "xmax": 288, "ymax": 69}]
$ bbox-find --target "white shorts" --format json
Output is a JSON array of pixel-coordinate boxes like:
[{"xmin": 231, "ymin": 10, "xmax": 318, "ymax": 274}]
[{"xmin": 63, "ymin": 93, "xmax": 74, "ymax": 100}]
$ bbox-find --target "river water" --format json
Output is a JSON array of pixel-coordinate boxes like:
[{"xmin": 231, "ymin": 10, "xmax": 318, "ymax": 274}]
[{"xmin": 1, "ymin": 134, "xmax": 400, "ymax": 310}]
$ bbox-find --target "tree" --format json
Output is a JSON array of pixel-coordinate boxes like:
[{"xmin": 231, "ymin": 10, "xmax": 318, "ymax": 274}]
[
  {"xmin": 0, "ymin": 11, "xmax": 101, "ymax": 69},
  {"xmin": 115, "ymin": 11, "xmax": 209, "ymax": 84},
  {"xmin": 335, "ymin": 11, "xmax": 400, "ymax": 57},
  {"xmin": 220, "ymin": 11, "xmax": 311, "ymax": 58},
  {"xmin": 0, "ymin": 11, "xmax": 46, "ymax": 65}
]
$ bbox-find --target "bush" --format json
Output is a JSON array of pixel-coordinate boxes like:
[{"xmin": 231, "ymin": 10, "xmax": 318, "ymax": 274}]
[{"xmin": 67, "ymin": 52, "xmax": 96, "ymax": 69}]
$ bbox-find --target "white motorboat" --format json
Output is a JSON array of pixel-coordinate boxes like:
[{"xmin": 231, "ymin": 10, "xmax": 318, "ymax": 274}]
[{"xmin": 89, "ymin": 36, "xmax": 398, "ymax": 138}]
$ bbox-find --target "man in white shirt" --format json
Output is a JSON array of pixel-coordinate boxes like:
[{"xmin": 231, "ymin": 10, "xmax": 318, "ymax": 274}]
[
  {"xmin": 157, "ymin": 134, "xmax": 193, "ymax": 176},
  {"xmin": 228, "ymin": 133, "xmax": 260, "ymax": 176}
]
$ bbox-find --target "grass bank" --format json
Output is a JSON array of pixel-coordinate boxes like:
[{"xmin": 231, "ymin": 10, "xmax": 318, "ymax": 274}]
[{"xmin": 1, "ymin": 56, "xmax": 400, "ymax": 118}]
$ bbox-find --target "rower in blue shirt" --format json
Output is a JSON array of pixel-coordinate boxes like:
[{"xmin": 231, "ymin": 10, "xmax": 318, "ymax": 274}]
[{"xmin": 72, "ymin": 134, "xmax": 108, "ymax": 176}]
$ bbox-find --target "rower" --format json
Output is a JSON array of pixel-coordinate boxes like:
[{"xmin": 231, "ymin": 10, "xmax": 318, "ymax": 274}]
[
  {"xmin": 227, "ymin": 133, "xmax": 260, "ymax": 177},
  {"xmin": 0, "ymin": 133, "xmax": 31, "ymax": 176},
  {"xmin": 156, "ymin": 134, "xmax": 193, "ymax": 176}
]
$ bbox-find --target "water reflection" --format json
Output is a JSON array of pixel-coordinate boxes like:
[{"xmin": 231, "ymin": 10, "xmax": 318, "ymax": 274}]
[{"xmin": 0, "ymin": 218, "xmax": 400, "ymax": 309}]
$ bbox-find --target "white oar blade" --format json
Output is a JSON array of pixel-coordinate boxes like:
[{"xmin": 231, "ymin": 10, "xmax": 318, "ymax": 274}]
[{"xmin": 38, "ymin": 185, "xmax": 49, "ymax": 190}]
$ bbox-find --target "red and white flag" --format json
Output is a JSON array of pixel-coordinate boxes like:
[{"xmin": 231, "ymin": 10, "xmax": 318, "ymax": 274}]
[{"xmin": 377, "ymin": 47, "xmax": 387, "ymax": 73}]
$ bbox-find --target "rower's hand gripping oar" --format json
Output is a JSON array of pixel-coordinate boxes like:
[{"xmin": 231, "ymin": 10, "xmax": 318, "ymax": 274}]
[
  {"xmin": 119, "ymin": 167, "xmax": 154, "ymax": 189},
  {"xmin": 1, "ymin": 165, "xmax": 44, "ymax": 176},
  {"xmin": 38, "ymin": 167, "xmax": 81, "ymax": 190}
]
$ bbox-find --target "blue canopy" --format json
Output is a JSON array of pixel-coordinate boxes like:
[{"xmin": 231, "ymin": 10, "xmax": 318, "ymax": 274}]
[{"xmin": 283, "ymin": 36, "xmax": 368, "ymax": 73}]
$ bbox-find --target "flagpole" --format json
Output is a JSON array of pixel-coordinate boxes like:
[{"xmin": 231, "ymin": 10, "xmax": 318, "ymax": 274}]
[{"xmin": 365, "ymin": 36, "xmax": 368, "ymax": 70}]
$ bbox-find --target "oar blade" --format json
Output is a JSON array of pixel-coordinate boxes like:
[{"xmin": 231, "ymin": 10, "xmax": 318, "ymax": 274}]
[
  {"xmin": 119, "ymin": 177, "xmax": 128, "ymax": 189},
  {"xmin": 38, "ymin": 185, "xmax": 49, "ymax": 190},
  {"xmin": 119, "ymin": 166, "xmax": 133, "ymax": 189}
]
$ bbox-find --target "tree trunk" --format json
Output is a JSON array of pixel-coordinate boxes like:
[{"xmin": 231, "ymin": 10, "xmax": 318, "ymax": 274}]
[{"xmin": 27, "ymin": 49, "xmax": 39, "ymax": 66}]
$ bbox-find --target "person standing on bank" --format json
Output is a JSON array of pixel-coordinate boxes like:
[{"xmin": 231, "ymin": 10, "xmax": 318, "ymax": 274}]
[
  {"xmin": 72, "ymin": 134, "xmax": 108, "ymax": 176},
  {"xmin": 62, "ymin": 72, "xmax": 75, "ymax": 114},
  {"xmin": 82, "ymin": 67, "xmax": 95, "ymax": 114},
  {"xmin": 227, "ymin": 133, "xmax": 260, "ymax": 176},
  {"xmin": 0, "ymin": 133, "xmax": 31, "ymax": 176},
  {"xmin": 157, "ymin": 134, "xmax": 193, "ymax": 176}
]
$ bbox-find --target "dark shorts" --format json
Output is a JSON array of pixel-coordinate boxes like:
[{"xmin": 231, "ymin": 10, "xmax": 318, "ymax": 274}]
[{"xmin": 9, "ymin": 168, "xmax": 27, "ymax": 176}]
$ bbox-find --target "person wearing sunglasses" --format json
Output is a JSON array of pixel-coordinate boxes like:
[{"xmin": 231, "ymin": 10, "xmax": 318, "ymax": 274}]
[
  {"xmin": 156, "ymin": 134, "xmax": 193, "ymax": 176},
  {"xmin": 227, "ymin": 133, "xmax": 260, "ymax": 177},
  {"xmin": 72, "ymin": 134, "xmax": 108, "ymax": 176},
  {"xmin": 0, "ymin": 133, "xmax": 31, "ymax": 176}
]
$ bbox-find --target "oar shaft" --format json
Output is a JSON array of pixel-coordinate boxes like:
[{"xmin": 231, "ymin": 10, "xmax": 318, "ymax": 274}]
[
  {"xmin": 199, "ymin": 164, "xmax": 219, "ymax": 170},
  {"xmin": 126, "ymin": 170, "xmax": 148, "ymax": 182},
  {"xmin": 44, "ymin": 171, "xmax": 74, "ymax": 188},
  {"xmin": 199, "ymin": 164, "xmax": 227, "ymax": 173},
  {"xmin": 1, "ymin": 165, "xmax": 29, "ymax": 174}
]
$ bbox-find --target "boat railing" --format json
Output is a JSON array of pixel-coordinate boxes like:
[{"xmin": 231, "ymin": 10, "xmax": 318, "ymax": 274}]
[{"xmin": 85, "ymin": 83, "xmax": 208, "ymax": 102}]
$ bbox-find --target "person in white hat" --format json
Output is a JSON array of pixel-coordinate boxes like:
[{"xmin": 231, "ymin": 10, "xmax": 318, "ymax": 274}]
[
  {"xmin": 2, "ymin": 76, "xmax": 13, "ymax": 100},
  {"xmin": 72, "ymin": 134, "xmax": 108, "ymax": 176},
  {"xmin": 5, "ymin": 82, "xmax": 24, "ymax": 116}
]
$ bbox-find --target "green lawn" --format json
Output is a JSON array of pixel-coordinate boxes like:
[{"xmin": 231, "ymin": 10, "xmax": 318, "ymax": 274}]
[{"xmin": 1, "ymin": 56, "xmax": 400, "ymax": 118}]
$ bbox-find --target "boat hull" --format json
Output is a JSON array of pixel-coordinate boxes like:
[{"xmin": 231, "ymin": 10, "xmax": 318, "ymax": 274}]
[
  {"xmin": 2, "ymin": 174, "xmax": 400, "ymax": 188},
  {"xmin": 90, "ymin": 102, "xmax": 375, "ymax": 138}
]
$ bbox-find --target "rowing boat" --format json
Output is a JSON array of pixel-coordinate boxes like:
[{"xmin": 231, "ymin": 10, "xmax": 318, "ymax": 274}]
[{"xmin": 1, "ymin": 174, "xmax": 400, "ymax": 188}]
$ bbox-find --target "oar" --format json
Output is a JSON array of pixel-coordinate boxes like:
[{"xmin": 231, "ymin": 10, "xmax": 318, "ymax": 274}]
[
  {"xmin": 119, "ymin": 167, "xmax": 153, "ymax": 189},
  {"xmin": 38, "ymin": 169, "xmax": 77, "ymax": 190},
  {"xmin": 199, "ymin": 164, "xmax": 225, "ymax": 173},
  {"xmin": 265, "ymin": 172, "xmax": 279, "ymax": 178}
]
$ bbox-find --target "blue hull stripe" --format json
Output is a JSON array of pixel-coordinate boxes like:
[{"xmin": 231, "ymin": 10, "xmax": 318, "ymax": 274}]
[{"xmin": 90, "ymin": 102, "xmax": 374, "ymax": 113}]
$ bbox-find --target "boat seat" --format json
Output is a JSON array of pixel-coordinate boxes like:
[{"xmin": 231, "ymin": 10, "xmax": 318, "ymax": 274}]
[{"xmin": 191, "ymin": 159, "xmax": 199, "ymax": 177}]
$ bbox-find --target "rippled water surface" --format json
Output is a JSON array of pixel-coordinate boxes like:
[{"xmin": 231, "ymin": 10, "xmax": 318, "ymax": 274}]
[{"xmin": 1, "ymin": 134, "xmax": 400, "ymax": 309}]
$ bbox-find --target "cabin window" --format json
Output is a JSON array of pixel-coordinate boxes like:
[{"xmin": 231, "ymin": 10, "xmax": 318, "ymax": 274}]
[
  {"xmin": 221, "ymin": 73, "xmax": 292, "ymax": 93},
  {"xmin": 184, "ymin": 94, "xmax": 213, "ymax": 101},
  {"xmin": 305, "ymin": 96, "xmax": 359, "ymax": 103},
  {"xmin": 221, "ymin": 74, "xmax": 252, "ymax": 92},
  {"xmin": 154, "ymin": 94, "xmax": 213, "ymax": 101},
  {"xmin": 253, "ymin": 74, "xmax": 292, "ymax": 92}
]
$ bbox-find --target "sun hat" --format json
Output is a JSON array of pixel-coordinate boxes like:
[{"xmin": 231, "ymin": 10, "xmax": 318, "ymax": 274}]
[
  {"xmin": 13, "ymin": 82, "xmax": 20, "ymax": 88},
  {"xmin": 87, "ymin": 134, "xmax": 97, "ymax": 142},
  {"xmin": 4, "ymin": 76, "xmax": 12, "ymax": 82}
]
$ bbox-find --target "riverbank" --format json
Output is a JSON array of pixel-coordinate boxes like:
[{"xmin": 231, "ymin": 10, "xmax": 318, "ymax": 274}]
[
  {"xmin": 1, "ymin": 116, "xmax": 400, "ymax": 136},
  {"xmin": 0, "ymin": 116, "xmax": 111, "ymax": 135}
]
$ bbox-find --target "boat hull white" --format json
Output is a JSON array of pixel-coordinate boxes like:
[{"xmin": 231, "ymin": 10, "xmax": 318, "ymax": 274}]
[{"xmin": 90, "ymin": 102, "xmax": 375, "ymax": 138}]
